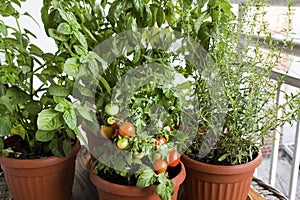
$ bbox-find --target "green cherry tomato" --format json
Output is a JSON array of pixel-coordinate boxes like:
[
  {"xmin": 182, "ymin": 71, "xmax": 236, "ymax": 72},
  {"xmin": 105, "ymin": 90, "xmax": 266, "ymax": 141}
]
[
  {"xmin": 117, "ymin": 138, "xmax": 129, "ymax": 149},
  {"xmin": 107, "ymin": 116, "xmax": 116, "ymax": 125},
  {"xmin": 105, "ymin": 103, "xmax": 119, "ymax": 116}
]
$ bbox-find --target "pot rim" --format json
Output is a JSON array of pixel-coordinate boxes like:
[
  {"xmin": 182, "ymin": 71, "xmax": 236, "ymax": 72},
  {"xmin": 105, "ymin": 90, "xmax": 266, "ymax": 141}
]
[
  {"xmin": 0, "ymin": 138, "xmax": 81, "ymax": 168},
  {"xmin": 182, "ymin": 150, "xmax": 262, "ymax": 175},
  {"xmin": 90, "ymin": 161, "xmax": 186, "ymax": 196}
]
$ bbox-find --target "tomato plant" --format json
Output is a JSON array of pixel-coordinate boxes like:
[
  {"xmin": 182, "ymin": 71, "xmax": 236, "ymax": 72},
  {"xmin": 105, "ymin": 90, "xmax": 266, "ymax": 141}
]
[
  {"xmin": 119, "ymin": 122, "xmax": 135, "ymax": 137},
  {"xmin": 153, "ymin": 159, "xmax": 168, "ymax": 173},
  {"xmin": 168, "ymin": 150, "xmax": 180, "ymax": 167}
]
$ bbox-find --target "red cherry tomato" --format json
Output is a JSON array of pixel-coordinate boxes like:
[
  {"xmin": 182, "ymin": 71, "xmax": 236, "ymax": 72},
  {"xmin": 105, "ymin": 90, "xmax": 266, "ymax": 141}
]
[
  {"xmin": 168, "ymin": 150, "xmax": 180, "ymax": 167},
  {"xmin": 119, "ymin": 122, "xmax": 135, "ymax": 137},
  {"xmin": 153, "ymin": 159, "xmax": 168, "ymax": 173},
  {"xmin": 154, "ymin": 136, "xmax": 167, "ymax": 150}
]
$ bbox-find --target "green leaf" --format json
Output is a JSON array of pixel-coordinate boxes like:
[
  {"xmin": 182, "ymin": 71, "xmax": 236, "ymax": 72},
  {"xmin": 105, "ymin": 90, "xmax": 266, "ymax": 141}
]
[
  {"xmin": 100, "ymin": 76, "xmax": 111, "ymax": 95},
  {"xmin": 194, "ymin": 12, "xmax": 206, "ymax": 32},
  {"xmin": 48, "ymin": 84, "xmax": 71, "ymax": 97},
  {"xmin": 58, "ymin": 9, "xmax": 77, "ymax": 24},
  {"xmin": 64, "ymin": 57, "xmax": 81, "ymax": 77},
  {"xmin": 49, "ymin": 138, "xmax": 65, "ymax": 157},
  {"xmin": 75, "ymin": 105, "xmax": 94, "ymax": 122},
  {"xmin": 74, "ymin": 45, "xmax": 87, "ymax": 56},
  {"xmin": 37, "ymin": 109, "xmax": 63, "ymax": 131},
  {"xmin": 25, "ymin": 101, "xmax": 42, "ymax": 116},
  {"xmin": 0, "ymin": 23, "xmax": 8, "ymax": 36},
  {"xmin": 74, "ymin": 31, "xmax": 88, "ymax": 49},
  {"xmin": 0, "ymin": 96, "xmax": 13, "ymax": 113},
  {"xmin": 11, "ymin": 124, "xmax": 26, "ymax": 139},
  {"xmin": 63, "ymin": 139, "xmax": 72, "ymax": 156},
  {"xmin": 29, "ymin": 44, "xmax": 44, "ymax": 56},
  {"xmin": 156, "ymin": 7, "xmax": 165, "ymax": 27},
  {"xmin": 6, "ymin": 86, "xmax": 31, "ymax": 104},
  {"xmin": 36, "ymin": 130, "xmax": 55, "ymax": 142},
  {"xmin": 63, "ymin": 109, "xmax": 77, "ymax": 129},
  {"xmin": 197, "ymin": 0, "xmax": 208, "ymax": 7},
  {"xmin": 57, "ymin": 22, "xmax": 72, "ymax": 35},
  {"xmin": 218, "ymin": 153, "xmax": 228, "ymax": 162},
  {"xmin": 48, "ymin": 28, "xmax": 67, "ymax": 41},
  {"xmin": 0, "ymin": 116, "xmax": 11, "ymax": 136},
  {"xmin": 136, "ymin": 165, "xmax": 157, "ymax": 188},
  {"xmin": 0, "ymin": 4, "xmax": 15, "ymax": 16},
  {"xmin": 156, "ymin": 173, "xmax": 175, "ymax": 200}
]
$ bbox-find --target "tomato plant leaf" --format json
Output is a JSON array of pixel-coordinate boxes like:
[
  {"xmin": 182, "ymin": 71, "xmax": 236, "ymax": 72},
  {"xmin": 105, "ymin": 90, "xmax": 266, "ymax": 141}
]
[{"xmin": 136, "ymin": 165, "xmax": 157, "ymax": 188}]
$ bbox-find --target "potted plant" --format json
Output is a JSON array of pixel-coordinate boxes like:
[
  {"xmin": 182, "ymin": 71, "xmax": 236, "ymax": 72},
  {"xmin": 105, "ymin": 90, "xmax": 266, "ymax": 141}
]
[
  {"xmin": 181, "ymin": 0, "xmax": 300, "ymax": 200},
  {"xmin": 40, "ymin": 0, "xmax": 299, "ymax": 199},
  {"xmin": 0, "ymin": 1, "xmax": 91, "ymax": 199},
  {"xmin": 40, "ymin": 0, "xmax": 219, "ymax": 199}
]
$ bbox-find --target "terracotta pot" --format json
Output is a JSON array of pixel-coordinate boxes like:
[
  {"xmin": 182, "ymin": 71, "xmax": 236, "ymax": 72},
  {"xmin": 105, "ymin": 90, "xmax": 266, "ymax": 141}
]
[
  {"xmin": 181, "ymin": 151, "xmax": 262, "ymax": 200},
  {"xmin": 90, "ymin": 161, "xmax": 186, "ymax": 200},
  {"xmin": 0, "ymin": 138, "xmax": 80, "ymax": 200}
]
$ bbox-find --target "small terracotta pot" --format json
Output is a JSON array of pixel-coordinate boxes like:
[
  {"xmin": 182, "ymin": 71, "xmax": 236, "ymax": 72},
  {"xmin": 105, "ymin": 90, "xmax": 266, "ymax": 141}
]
[
  {"xmin": 181, "ymin": 151, "xmax": 262, "ymax": 200},
  {"xmin": 0, "ymin": 139, "xmax": 80, "ymax": 200},
  {"xmin": 90, "ymin": 161, "xmax": 186, "ymax": 200}
]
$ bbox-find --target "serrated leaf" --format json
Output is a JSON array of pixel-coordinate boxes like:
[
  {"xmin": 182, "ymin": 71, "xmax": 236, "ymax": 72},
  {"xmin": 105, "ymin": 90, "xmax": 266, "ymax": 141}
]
[
  {"xmin": 36, "ymin": 130, "xmax": 55, "ymax": 142},
  {"xmin": 0, "ymin": 116, "xmax": 11, "ymax": 136},
  {"xmin": 37, "ymin": 109, "xmax": 63, "ymax": 131},
  {"xmin": 136, "ymin": 166, "xmax": 156, "ymax": 188},
  {"xmin": 57, "ymin": 22, "xmax": 72, "ymax": 35}
]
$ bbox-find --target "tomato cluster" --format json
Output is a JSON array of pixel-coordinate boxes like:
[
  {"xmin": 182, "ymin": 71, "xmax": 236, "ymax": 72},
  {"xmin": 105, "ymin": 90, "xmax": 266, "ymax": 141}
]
[
  {"xmin": 102, "ymin": 103, "xmax": 181, "ymax": 174},
  {"xmin": 153, "ymin": 150, "xmax": 181, "ymax": 173}
]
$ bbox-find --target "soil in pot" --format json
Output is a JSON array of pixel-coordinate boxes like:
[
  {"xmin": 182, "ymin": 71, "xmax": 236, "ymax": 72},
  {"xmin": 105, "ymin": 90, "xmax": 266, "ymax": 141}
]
[
  {"xmin": 90, "ymin": 161, "xmax": 186, "ymax": 200},
  {"xmin": 0, "ymin": 137, "xmax": 80, "ymax": 200}
]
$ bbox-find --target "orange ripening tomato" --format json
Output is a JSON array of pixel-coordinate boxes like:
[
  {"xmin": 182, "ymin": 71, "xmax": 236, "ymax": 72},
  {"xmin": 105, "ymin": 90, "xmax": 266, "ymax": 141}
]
[
  {"xmin": 119, "ymin": 122, "xmax": 135, "ymax": 137},
  {"xmin": 153, "ymin": 159, "xmax": 168, "ymax": 173},
  {"xmin": 154, "ymin": 136, "xmax": 167, "ymax": 150},
  {"xmin": 168, "ymin": 150, "xmax": 180, "ymax": 167}
]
